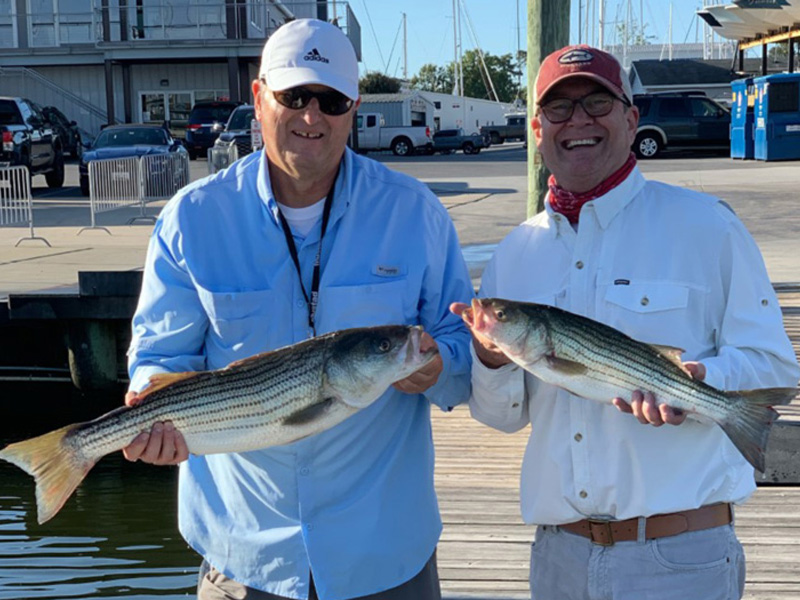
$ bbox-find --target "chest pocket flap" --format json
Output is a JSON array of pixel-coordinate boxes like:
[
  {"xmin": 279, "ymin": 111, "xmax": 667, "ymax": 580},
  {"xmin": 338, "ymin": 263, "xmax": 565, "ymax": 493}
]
[{"xmin": 605, "ymin": 282, "xmax": 689, "ymax": 314}]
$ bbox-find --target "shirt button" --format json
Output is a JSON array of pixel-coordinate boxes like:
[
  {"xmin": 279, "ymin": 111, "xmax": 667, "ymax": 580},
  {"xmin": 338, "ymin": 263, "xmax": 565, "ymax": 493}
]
[
  {"xmin": 575, "ymin": 261, "xmax": 584, "ymax": 270},
  {"xmin": 640, "ymin": 296, "xmax": 649, "ymax": 306},
  {"xmin": 296, "ymin": 299, "xmax": 305, "ymax": 308},
  {"xmin": 579, "ymin": 490, "xmax": 588, "ymax": 499},
  {"xmin": 306, "ymin": 523, "xmax": 314, "ymax": 531},
  {"xmin": 574, "ymin": 433, "xmax": 583, "ymax": 442},
  {"xmin": 761, "ymin": 299, "xmax": 769, "ymax": 306},
  {"xmin": 299, "ymin": 467, "xmax": 310, "ymax": 476},
  {"xmin": 511, "ymin": 402, "xmax": 520, "ymax": 408}
]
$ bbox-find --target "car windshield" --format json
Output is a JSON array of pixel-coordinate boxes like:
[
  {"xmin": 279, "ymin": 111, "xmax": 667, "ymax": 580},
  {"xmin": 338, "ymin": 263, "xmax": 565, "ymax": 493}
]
[
  {"xmin": 227, "ymin": 108, "xmax": 255, "ymax": 130},
  {"xmin": 94, "ymin": 128, "xmax": 169, "ymax": 148},
  {"xmin": 0, "ymin": 100, "xmax": 23, "ymax": 125},
  {"xmin": 189, "ymin": 105, "xmax": 236, "ymax": 124}
]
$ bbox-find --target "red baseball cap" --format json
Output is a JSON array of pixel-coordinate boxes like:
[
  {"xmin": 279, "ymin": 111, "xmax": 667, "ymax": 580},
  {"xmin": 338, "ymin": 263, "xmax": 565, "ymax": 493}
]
[{"xmin": 534, "ymin": 45, "xmax": 633, "ymax": 106}]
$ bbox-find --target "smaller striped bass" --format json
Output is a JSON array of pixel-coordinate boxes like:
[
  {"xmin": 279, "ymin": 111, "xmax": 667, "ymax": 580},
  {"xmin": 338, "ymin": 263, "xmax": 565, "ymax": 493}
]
[
  {"xmin": 462, "ymin": 298, "xmax": 797, "ymax": 472},
  {"xmin": 0, "ymin": 325, "xmax": 436, "ymax": 524}
]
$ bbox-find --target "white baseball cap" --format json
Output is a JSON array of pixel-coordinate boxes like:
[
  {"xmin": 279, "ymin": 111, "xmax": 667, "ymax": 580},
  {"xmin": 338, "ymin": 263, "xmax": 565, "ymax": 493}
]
[{"xmin": 259, "ymin": 19, "xmax": 359, "ymax": 101}]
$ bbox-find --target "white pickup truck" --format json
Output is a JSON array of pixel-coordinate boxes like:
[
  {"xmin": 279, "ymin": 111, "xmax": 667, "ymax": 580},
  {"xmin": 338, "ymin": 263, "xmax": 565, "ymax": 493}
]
[{"xmin": 355, "ymin": 112, "xmax": 433, "ymax": 156}]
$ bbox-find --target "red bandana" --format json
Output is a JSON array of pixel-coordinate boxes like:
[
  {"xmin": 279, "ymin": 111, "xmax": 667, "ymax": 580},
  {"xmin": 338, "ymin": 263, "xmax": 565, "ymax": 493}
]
[{"xmin": 548, "ymin": 152, "xmax": 637, "ymax": 224}]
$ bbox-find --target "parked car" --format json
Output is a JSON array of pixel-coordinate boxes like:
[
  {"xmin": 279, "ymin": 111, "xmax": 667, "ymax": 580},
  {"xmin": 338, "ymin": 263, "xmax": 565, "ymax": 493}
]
[
  {"xmin": 355, "ymin": 112, "xmax": 432, "ymax": 156},
  {"xmin": 184, "ymin": 100, "xmax": 242, "ymax": 160},
  {"xmin": 212, "ymin": 105, "xmax": 257, "ymax": 159},
  {"xmin": 432, "ymin": 128, "xmax": 487, "ymax": 155},
  {"xmin": 41, "ymin": 106, "xmax": 84, "ymax": 159},
  {"xmin": 0, "ymin": 96, "xmax": 65, "ymax": 188},
  {"xmin": 79, "ymin": 124, "xmax": 187, "ymax": 196},
  {"xmin": 480, "ymin": 113, "xmax": 527, "ymax": 145},
  {"xmin": 632, "ymin": 92, "xmax": 731, "ymax": 158}
]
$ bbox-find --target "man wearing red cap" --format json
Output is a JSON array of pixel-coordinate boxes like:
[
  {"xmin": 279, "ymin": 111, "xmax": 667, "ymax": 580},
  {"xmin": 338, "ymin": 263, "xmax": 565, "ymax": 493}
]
[{"xmin": 452, "ymin": 45, "xmax": 799, "ymax": 599}]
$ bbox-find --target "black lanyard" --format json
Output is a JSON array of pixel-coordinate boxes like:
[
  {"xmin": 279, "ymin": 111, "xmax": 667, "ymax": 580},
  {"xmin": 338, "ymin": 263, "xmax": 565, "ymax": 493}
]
[{"xmin": 277, "ymin": 183, "xmax": 335, "ymax": 338}]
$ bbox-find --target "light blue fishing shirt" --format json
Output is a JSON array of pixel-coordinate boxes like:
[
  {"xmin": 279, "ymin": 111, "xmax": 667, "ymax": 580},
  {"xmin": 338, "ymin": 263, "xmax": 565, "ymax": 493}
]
[{"xmin": 127, "ymin": 148, "xmax": 474, "ymax": 600}]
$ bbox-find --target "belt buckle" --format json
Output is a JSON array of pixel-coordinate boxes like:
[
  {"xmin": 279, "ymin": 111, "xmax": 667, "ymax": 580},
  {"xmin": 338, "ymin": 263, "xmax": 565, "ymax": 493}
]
[{"xmin": 587, "ymin": 518, "xmax": 615, "ymax": 546}]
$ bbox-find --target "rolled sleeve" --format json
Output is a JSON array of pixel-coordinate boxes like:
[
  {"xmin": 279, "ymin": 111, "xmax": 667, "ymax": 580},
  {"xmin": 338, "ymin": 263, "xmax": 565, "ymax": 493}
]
[{"xmin": 468, "ymin": 344, "xmax": 529, "ymax": 433}]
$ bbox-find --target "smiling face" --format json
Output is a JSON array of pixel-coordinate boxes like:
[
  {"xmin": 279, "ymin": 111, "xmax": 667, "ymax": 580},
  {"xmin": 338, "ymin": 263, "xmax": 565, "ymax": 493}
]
[
  {"xmin": 252, "ymin": 78, "xmax": 359, "ymax": 206},
  {"xmin": 532, "ymin": 77, "xmax": 639, "ymax": 193}
]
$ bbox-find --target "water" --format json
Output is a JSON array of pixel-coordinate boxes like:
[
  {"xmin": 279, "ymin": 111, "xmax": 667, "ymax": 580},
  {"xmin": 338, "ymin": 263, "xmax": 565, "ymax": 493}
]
[{"xmin": 0, "ymin": 383, "xmax": 199, "ymax": 599}]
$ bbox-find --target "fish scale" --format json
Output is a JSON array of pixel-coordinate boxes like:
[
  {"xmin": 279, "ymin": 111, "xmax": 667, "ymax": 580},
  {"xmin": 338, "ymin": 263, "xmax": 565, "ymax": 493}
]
[
  {"xmin": 466, "ymin": 298, "xmax": 797, "ymax": 473},
  {"xmin": 0, "ymin": 325, "xmax": 436, "ymax": 524}
]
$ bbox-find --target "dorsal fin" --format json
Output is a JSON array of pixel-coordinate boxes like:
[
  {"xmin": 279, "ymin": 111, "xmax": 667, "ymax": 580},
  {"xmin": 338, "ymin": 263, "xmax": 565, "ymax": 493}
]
[
  {"xmin": 651, "ymin": 344, "xmax": 691, "ymax": 377},
  {"xmin": 139, "ymin": 371, "xmax": 201, "ymax": 399}
]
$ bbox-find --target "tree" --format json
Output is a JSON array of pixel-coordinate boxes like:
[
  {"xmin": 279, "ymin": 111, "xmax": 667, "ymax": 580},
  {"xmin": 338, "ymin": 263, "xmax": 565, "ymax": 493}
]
[
  {"xmin": 615, "ymin": 21, "xmax": 655, "ymax": 46},
  {"xmin": 359, "ymin": 71, "xmax": 401, "ymax": 94},
  {"xmin": 459, "ymin": 50, "xmax": 522, "ymax": 103},
  {"xmin": 409, "ymin": 64, "xmax": 455, "ymax": 94}
]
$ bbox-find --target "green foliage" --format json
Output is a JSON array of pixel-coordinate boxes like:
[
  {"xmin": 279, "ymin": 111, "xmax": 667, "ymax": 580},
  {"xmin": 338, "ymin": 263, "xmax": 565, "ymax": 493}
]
[
  {"xmin": 359, "ymin": 71, "xmax": 402, "ymax": 94},
  {"xmin": 410, "ymin": 64, "xmax": 455, "ymax": 94}
]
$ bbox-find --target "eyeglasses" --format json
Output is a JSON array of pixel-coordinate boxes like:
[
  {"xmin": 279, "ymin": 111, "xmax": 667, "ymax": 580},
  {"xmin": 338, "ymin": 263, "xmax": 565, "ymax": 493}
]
[
  {"xmin": 267, "ymin": 83, "xmax": 355, "ymax": 116},
  {"xmin": 539, "ymin": 91, "xmax": 630, "ymax": 124}
]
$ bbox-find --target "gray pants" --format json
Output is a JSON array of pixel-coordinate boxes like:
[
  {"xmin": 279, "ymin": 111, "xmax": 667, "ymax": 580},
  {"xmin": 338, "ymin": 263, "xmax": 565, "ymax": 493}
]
[
  {"xmin": 530, "ymin": 523, "xmax": 745, "ymax": 600},
  {"xmin": 197, "ymin": 552, "xmax": 441, "ymax": 600}
]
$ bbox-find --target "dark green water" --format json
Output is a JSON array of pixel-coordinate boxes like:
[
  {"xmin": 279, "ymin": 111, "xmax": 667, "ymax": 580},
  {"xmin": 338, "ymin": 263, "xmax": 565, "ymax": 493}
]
[{"xmin": 0, "ymin": 383, "xmax": 199, "ymax": 599}]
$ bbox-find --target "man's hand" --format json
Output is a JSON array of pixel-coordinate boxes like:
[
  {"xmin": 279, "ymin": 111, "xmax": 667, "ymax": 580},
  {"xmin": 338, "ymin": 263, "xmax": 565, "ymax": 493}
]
[
  {"xmin": 449, "ymin": 302, "xmax": 511, "ymax": 369},
  {"xmin": 393, "ymin": 331, "xmax": 443, "ymax": 394},
  {"xmin": 611, "ymin": 362, "xmax": 704, "ymax": 426},
  {"xmin": 122, "ymin": 390, "xmax": 189, "ymax": 465}
]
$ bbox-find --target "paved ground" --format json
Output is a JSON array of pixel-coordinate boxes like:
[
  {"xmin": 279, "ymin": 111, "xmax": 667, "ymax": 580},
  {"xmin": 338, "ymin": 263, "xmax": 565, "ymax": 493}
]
[{"xmin": 1, "ymin": 145, "xmax": 798, "ymax": 300}]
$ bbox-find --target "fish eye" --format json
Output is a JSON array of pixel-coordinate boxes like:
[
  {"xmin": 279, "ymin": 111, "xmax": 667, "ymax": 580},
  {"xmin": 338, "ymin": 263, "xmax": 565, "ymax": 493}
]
[
  {"xmin": 378, "ymin": 338, "xmax": 392, "ymax": 353},
  {"xmin": 495, "ymin": 309, "xmax": 506, "ymax": 321}
]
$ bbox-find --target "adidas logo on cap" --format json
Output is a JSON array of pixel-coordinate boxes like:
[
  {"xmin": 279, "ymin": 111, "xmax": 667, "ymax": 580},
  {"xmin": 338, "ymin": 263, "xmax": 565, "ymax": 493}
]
[{"xmin": 304, "ymin": 48, "xmax": 330, "ymax": 64}]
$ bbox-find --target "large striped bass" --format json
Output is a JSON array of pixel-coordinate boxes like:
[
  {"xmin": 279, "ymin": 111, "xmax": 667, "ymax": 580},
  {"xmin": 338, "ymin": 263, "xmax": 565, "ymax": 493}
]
[
  {"xmin": 462, "ymin": 298, "xmax": 797, "ymax": 472},
  {"xmin": 0, "ymin": 325, "xmax": 436, "ymax": 524}
]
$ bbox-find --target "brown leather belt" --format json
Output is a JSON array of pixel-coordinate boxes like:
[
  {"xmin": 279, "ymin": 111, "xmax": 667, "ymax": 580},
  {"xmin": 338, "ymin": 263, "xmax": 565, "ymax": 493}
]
[{"xmin": 557, "ymin": 503, "xmax": 732, "ymax": 546}]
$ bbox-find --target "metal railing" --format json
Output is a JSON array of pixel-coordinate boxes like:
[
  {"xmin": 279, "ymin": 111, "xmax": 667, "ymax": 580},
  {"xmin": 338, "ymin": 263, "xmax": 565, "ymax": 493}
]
[
  {"xmin": 0, "ymin": 2, "xmax": 359, "ymax": 57},
  {"xmin": 0, "ymin": 165, "xmax": 50, "ymax": 246},
  {"xmin": 79, "ymin": 152, "xmax": 189, "ymax": 234},
  {"xmin": 208, "ymin": 144, "xmax": 238, "ymax": 174}
]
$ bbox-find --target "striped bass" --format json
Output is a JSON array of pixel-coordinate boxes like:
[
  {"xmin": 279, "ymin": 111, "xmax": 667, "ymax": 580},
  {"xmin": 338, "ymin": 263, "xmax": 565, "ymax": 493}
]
[
  {"xmin": 462, "ymin": 298, "xmax": 797, "ymax": 472},
  {"xmin": 0, "ymin": 325, "xmax": 436, "ymax": 524}
]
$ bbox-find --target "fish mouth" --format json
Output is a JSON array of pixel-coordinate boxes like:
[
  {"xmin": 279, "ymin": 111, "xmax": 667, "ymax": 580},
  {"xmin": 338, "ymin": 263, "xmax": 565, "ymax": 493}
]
[
  {"xmin": 466, "ymin": 298, "xmax": 496, "ymax": 335},
  {"xmin": 408, "ymin": 325, "xmax": 438, "ymax": 366}
]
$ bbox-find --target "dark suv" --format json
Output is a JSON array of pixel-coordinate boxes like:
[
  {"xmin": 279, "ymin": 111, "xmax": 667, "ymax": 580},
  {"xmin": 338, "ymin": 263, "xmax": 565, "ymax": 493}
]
[
  {"xmin": 185, "ymin": 100, "xmax": 242, "ymax": 159},
  {"xmin": 632, "ymin": 92, "xmax": 731, "ymax": 158},
  {"xmin": 213, "ymin": 105, "xmax": 257, "ymax": 158}
]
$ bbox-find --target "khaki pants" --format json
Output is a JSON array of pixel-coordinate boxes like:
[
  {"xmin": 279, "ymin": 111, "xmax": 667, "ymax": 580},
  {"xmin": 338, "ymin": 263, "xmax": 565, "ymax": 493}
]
[{"xmin": 197, "ymin": 551, "xmax": 441, "ymax": 600}]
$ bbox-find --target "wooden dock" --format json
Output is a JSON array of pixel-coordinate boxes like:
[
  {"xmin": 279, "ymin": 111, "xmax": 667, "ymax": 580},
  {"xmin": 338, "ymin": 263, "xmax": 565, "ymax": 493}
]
[{"xmin": 433, "ymin": 285, "xmax": 800, "ymax": 600}]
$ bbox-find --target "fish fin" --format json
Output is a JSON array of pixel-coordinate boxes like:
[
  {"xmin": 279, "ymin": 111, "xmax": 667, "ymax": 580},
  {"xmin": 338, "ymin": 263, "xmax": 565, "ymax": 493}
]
[
  {"xmin": 140, "ymin": 371, "xmax": 201, "ymax": 399},
  {"xmin": 0, "ymin": 424, "xmax": 97, "ymax": 524},
  {"xmin": 720, "ymin": 387, "xmax": 798, "ymax": 472},
  {"xmin": 546, "ymin": 355, "xmax": 588, "ymax": 376},
  {"xmin": 282, "ymin": 398, "xmax": 336, "ymax": 426},
  {"xmin": 650, "ymin": 344, "xmax": 691, "ymax": 376}
]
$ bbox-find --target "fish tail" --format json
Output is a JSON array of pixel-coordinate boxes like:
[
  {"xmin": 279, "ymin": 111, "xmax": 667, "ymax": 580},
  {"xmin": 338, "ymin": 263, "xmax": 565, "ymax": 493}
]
[
  {"xmin": 0, "ymin": 425, "xmax": 97, "ymax": 524},
  {"xmin": 720, "ymin": 387, "xmax": 797, "ymax": 473}
]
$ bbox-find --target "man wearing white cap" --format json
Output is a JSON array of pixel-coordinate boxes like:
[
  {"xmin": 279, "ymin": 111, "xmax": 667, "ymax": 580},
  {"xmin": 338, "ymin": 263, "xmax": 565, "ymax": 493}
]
[
  {"xmin": 453, "ymin": 44, "xmax": 799, "ymax": 599},
  {"xmin": 123, "ymin": 18, "xmax": 473, "ymax": 600}
]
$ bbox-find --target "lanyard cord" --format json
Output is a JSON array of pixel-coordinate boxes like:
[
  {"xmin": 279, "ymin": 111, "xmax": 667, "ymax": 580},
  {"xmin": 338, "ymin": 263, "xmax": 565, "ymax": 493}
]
[{"xmin": 277, "ymin": 182, "xmax": 335, "ymax": 338}]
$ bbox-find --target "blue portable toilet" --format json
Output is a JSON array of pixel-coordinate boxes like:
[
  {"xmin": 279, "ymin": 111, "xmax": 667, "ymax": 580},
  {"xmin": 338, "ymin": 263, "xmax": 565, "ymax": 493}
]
[
  {"xmin": 730, "ymin": 78, "xmax": 755, "ymax": 159},
  {"xmin": 753, "ymin": 72, "xmax": 800, "ymax": 161}
]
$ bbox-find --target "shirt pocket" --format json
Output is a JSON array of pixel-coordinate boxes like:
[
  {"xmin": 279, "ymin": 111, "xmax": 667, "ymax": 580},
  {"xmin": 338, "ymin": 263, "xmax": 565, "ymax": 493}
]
[
  {"xmin": 322, "ymin": 279, "xmax": 411, "ymax": 330},
  {"xmin": 196, "ymin": 285, "xmax": 278, "ymax": 356},
  {"xmin": 601, "ymin": 282, "xmax": 693, "ymax": 344}
]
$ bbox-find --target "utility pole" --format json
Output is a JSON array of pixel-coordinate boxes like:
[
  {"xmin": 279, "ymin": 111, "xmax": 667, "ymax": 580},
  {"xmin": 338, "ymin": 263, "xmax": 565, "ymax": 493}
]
[{"xmin": 527, "ymin": 0, "xmax": 570, "ymax": 217}]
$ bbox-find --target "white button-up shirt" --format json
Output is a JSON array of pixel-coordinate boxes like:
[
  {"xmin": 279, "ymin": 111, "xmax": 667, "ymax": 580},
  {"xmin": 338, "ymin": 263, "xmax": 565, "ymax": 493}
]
[{"xmin": 470, "ymin": 167, "xmax": 800, "ymax": 525}]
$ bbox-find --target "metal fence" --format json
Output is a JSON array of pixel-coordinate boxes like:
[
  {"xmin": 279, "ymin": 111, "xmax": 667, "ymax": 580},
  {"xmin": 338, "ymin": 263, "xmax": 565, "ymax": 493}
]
[
  {"xmin": 0, "ymin": 165, "xmax": 50, "ymax": 246},
  {"xmin": 81, "ymin": 152, "xmax": 190, "ymax": 234},
  {"xmin": 208, "ymin": 145, "xmax": 238, "ymax": 175}
]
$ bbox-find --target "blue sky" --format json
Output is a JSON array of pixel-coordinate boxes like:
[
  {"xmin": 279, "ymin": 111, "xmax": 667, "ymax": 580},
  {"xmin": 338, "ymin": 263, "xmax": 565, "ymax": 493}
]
[{"xmin": 354, "ymin": 0, "xmax": 710, "ymax": 78}]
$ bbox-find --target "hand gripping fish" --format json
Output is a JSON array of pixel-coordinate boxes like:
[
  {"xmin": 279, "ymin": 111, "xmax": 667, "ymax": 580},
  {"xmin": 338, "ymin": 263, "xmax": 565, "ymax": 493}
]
[
  {"xmin": 0, "ymin": 325, "xmax": 437, "ymax": 524},
  {"xmin": 462, "ymin": 298, "xmax": 796, "ymax": 472}
]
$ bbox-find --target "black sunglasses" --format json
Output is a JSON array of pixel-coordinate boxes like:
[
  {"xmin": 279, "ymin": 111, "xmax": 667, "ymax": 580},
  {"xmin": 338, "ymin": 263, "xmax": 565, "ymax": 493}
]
[
  {"xmin": 539, "ymin": 91, "xmax": 631, "ymax": 124},
  {"xmin": 267, "ymin": 83, "xmax": 355, "ymax": 116}
]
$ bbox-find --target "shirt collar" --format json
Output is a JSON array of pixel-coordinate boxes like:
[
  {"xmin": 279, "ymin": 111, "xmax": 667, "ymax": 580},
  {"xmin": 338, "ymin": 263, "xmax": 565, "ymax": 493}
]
[
  {"xmin": 256, "ymin": 148, "xmax": 352, "ymax": 234},
  {"xmin": 545, "ymin": 166, "xmax": 646, "ymax": 236}
]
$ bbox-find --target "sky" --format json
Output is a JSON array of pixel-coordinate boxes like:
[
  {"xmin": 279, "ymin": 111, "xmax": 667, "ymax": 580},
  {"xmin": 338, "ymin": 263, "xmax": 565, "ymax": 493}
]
[{"xmin": 351, "ymin": 0, "xmax": 714, "ymax": 80}]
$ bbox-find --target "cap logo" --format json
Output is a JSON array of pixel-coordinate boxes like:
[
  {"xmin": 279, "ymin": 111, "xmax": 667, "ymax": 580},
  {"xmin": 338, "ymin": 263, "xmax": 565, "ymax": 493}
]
[
  {"xmin": 558, "ymin": 49, "xmax": 594, "ymax": 65},
  {"xmin": 304, "ymin": 48, "xmax": 330, "ymax": 64}
]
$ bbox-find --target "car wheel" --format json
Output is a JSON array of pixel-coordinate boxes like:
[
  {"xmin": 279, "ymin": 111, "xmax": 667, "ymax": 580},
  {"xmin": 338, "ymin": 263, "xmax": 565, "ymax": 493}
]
[
  {"xmin": 45, "ymin": 151, "xmax": 65, "ymax": 188},
  {"xmin": 391, "ymin": 137, "xmax": 413, "ymax": 156},
  {"xmin": 634, "ymin": 132, "xmax": 661, "ymax": 159},
  {"xmin": 463, "ymin": 143, "xmax": 474, "ymax": 154},
  {"xmin": 490, "ymin": 132, "xmax": 502, "ymax": 145}
]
